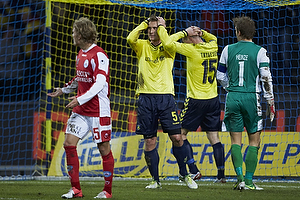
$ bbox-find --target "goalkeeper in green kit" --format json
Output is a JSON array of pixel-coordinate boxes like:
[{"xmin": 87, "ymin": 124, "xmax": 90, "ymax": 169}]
[{"xmin": 216, "ymin": 16, "xmax": 275, "ymax": 190}]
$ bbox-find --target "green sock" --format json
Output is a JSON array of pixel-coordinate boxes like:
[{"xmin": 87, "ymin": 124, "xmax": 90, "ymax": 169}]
[
  {"xmin": 231, "ymin": 144, "xmax": 244, "ymax": 181},
  {"xmin": 245, "ymin": 146, "xmax": 259, "ymax": 185}
]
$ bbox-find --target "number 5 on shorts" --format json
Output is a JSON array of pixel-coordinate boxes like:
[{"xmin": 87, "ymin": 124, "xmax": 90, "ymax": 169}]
[
  {"xmin": 172, "ymin": 111, "xmax": 178, "ymax": 122},
  {"xmin": 93, "ymin": 128, "xmax": 100, "ymax": 140}
]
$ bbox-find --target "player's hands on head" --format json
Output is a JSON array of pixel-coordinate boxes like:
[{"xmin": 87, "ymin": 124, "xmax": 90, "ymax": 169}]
[
  {"xmin": 157, "ymin": 16, "xmax": 166, "ymax": 27},
  {"xmin": 266, "ymin": 98, "xmax": 275, "ymax": 122},
  {"xmin": 185, "ymin": 26, "xmax": 201, "ymax": 37},
  {"xmin": 47, "ymin": 88, "xmax": 63, "ymax": 97}
]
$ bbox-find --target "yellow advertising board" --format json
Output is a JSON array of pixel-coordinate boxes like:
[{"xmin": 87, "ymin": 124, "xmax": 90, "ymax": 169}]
[{"xmin": 48, "ymin": 131, "xmax": 300, "ymax": 177}]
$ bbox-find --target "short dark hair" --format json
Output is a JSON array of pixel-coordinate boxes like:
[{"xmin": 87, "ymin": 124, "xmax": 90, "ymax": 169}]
[
  {"xmin": 148, "ymin": 14, "xmax": 158, "ymax": 22},
  {"xmin": 233, "ymin": 16, "xmax": 256, "ymax": 40},
  {"xmin": 73, "ymin": 17, "xmax": 98, "ymax": 44}
]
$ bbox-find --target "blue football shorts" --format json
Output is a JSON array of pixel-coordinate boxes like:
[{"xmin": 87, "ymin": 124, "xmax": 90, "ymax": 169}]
[
  {"xmin": 180, "ymin": 96, "xmax": 221, "ymax": 132},
  {"xmin": 136, "ymin": 94, "xmax": 181, "ymax": 139}
]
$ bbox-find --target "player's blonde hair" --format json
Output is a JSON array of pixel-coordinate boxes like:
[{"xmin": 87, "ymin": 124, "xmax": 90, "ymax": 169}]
[{"xmin": 73, "ymin": 17, "xmax": 98, "ymax": 44}]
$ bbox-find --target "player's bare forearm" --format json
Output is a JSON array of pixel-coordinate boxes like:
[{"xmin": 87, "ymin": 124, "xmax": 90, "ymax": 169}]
[{"xmin": 47, "ymin": 88, "xmax": 63, "ymax": 97}]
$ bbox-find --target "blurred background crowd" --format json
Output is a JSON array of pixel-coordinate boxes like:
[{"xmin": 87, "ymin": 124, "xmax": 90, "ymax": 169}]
[{"xmin": 0, "ymin": 0, "xmax": 44, "ymax": 101}]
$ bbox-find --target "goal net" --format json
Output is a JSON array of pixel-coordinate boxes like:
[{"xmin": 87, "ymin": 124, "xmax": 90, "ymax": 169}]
[{"xmin": 0, "ymin": 0, "xmax": 299, "ymax": 180}]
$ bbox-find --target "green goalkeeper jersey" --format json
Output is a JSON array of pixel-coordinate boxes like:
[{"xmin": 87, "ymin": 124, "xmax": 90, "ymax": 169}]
[
  {"xmin": 127, "ymin": 21, "xmax": 177, "ymax": 95},
  {"xmin": 158, "ymin": 27, "xmax": 218, "ymax": 99},
  {"xmin": 219, "ymin": 41, "xmax": 270, "ymax": 93}
]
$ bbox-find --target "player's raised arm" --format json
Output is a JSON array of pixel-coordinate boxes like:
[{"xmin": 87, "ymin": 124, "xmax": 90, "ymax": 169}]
[{"xmin": 126, "ymin": 19, "xmax": 148, "ymax": 51}]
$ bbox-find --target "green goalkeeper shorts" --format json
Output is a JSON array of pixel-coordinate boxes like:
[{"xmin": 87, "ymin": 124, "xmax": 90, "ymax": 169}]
[{"xmin": 223, "ymin": 92, "xmax": 263, "ymax": 133}]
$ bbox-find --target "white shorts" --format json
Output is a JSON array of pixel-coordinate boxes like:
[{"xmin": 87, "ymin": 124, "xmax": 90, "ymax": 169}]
[{"xmin": 65, "ymin": 112, "xmax": 112, "ymax": 143}]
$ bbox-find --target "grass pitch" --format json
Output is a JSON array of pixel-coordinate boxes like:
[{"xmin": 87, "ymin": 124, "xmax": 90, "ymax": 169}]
[{"xmin": 0, "ymin": 178, "xmax": 299, "ymax": 200}]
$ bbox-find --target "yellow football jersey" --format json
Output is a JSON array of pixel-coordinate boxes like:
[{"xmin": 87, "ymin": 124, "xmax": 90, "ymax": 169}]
[
  {"xmin": 127, "ymin": 21, "xmax": 177, "ymax": 95},
  {"xmin": 158, "ymin": 27, "xmax": 219, "ymax": 99}
]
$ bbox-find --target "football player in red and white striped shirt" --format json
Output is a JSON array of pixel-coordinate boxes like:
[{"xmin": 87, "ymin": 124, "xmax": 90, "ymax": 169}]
[{"xmin": 48, "ymin": 17, "xmax": 114, "ymax": 199}]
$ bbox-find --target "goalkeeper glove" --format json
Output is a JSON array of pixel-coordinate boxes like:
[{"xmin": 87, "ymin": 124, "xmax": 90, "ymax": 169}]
[{"xmin": 266, "ymin": 98, "xmax": 275, "ymax": 122}]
